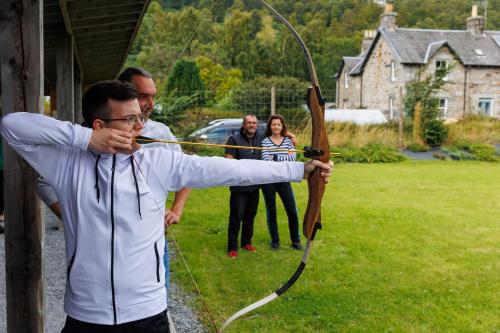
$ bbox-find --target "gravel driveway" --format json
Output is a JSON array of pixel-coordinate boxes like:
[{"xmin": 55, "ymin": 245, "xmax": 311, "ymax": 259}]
[{"xmin": 0, "ymin": 205, "xmax": 207, "ymax": 333}]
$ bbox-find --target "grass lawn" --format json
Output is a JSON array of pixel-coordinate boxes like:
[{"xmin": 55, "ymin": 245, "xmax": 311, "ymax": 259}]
[{"xmin": 168, "ymin": 161, "xmax": 500, "ymax": 333}]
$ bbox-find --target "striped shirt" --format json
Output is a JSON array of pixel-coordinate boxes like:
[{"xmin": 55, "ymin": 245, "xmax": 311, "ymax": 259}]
[{"xmin": 261, "ymin": 136, "xmax": 296, "ymax": 162}]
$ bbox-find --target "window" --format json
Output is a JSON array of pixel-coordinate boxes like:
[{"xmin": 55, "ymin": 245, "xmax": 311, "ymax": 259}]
[
  {"xmin": 343, "ymin": 99, "xmax": 348, "ymax": 109},
  {"xmin": 390, "ymin": 61, "xmax": 396, "ymax": 82},
  {"xmin": 438, "ymin": 98, "xmax": 448, "ymax": 118},
  {"xmin": 435, "ymin": 60, "xmax": 449, "ymax": 80},
  {"xmin": 344, "ymin": 73, "xmax": 349, "ymax": 88},
  {"xmin": 389, "ymin": 97, "xmax": 396, "ymax": 119},
  {"xmin": 478, "ymin": 98, "xmax": 493, "ymax": 116}
]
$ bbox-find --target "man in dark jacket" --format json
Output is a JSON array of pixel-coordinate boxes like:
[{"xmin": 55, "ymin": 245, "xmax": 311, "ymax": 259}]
[{"xmin": 224, "ymin": 114, "xmax": 264, "ymax": 258}]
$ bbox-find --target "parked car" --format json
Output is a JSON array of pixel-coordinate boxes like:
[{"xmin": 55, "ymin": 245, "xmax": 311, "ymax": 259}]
[{"xmin": 188, "ymin": 118, "xmax": 266, "ymax": 144}]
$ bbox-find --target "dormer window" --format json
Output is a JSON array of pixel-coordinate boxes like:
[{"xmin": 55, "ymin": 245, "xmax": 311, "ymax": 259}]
[
  {"xmin": 474, "ymin": 49, "xmax": 484, "ymax": 56},
  {"xmin": 344, "ymin": 73, "xmax": 349, "ymax": 88},
  {"xmin": 390, "ymin": 61, "xmax": 396, "ymax": 82},
  {"xmin": 435, "ymin": 60, "xmax": 449, "ymax": 81}
]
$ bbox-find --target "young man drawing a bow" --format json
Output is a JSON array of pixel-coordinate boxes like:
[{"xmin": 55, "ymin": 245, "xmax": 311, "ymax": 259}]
[{"xmin": 1, "ymin": 80, "xmax": 333, "ymax": 332}]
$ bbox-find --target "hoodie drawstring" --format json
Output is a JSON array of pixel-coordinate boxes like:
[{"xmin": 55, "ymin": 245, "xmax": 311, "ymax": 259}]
[
  {"xmin": 94, "ymin": 155, "xmax": 101, "ymax": 202},
  {"xmin": 130, "ymin": 157, "xmax": 142, "ymax": 220}
]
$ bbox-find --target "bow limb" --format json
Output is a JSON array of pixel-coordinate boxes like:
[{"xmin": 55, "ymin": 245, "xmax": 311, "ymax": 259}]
[{"xmin": 219, "ymin": 1, "xmax": 330, "ymax": 331}]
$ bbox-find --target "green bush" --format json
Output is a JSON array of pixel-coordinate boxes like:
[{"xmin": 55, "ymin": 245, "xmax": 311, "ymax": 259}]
[
  {"xmin": 443, "ymin": 142, "xmax": 499, "ymax": 162},
  {"xmin": 333, "ymin": 144, "xmax": 407, "ymax": 163},
  {"xmin": 407, "ymin": 142, "xmax": 430, "ymax": 152},
  {"xmin": 423, "ymin": 119, "xmax": 448, "ymax": 146}
]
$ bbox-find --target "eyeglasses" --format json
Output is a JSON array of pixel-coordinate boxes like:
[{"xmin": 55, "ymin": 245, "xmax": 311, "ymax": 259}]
[{"xmin": 101, "ymin": 114, "xmax": 147, "ymax": 125}]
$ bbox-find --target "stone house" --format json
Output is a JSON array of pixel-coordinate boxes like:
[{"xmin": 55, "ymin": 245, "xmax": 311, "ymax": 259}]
[{"xmin": 335, "ymin": 2, "xmax": 500, "ymax": 121}]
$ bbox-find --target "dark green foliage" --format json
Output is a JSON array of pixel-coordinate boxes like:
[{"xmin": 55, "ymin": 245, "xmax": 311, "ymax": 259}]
[
  {"xmin": 333, "ymin": 144, "xmax": 407, "ymax": 163},
  {"xmin": 407, "ymin": 142, "xmax": 430, "ymax": 152},
  {"xmin": 165, "ymin": 60, "xmax": 206, "ymax": 105},
  {"xmin": 443, "ymin": 142, "xmax": 499, "ymax": 162},
  {"xmin": 152, "ymin": 92, "xmax": 199, "ymax": 135},
  {"xmin": 231, "ymin": 76, "xmax": 309, "ymax": 120},
  {"xmin": 405, "ymin": 65, "xmax": 451, "ymax": 145},
  {"xmin": 423, "ymin": 119, "xmax": 448, "ymax": 147}
]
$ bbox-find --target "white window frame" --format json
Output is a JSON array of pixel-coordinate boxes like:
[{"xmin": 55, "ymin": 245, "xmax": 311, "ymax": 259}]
[
  {"xmin": 438, "ymin": 98, "xmax": 448, "ymax": 119},
  {"xmin": 389, "ymin": 97, "xmax": 396, "ymax": 119},
  {"xmin": 478, "ymin": 98, "xmax": 494, "ymax": 116},
  {"xmin": 390, "ymin": 60, "xmax": 396, "ymax": 82},
  {"xmin": 344, "ymin": 72, "xmax": 349, "ymax": 88},
  {"xmin": 435, "ymin": 60, "xmax": 449, "ymax": 81}
]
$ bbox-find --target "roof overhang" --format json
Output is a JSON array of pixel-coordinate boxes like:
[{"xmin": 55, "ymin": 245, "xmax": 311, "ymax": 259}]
[{"xmin": 44, "ymin": 0, "xmax": 151, "ymax": 86}]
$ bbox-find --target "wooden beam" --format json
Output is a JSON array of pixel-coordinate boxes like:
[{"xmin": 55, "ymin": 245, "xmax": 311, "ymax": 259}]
[
  {"xmin": 67, "ymin": 0, "xmax": 145, "ymax": 12},
  {"xmin": 57, "ymin": 0, "xmax": 82, "ymax": 82},
  {"xmin": 56, "ymin": 24, "xmax": 74, "ymax": 122},
  {"xmin": 73, "ymin": 24, "xmax": 135, "ymax": 35},
  {"xmin": 0, "ymin": 0, "xmax": 45, "ymax": 332},
  {"xmin": 75, "ymin": 32, "xmax": 135, "ymax": 44},
  {"xmin": 74, "ymin": 64, "xmax": 83, "ymax": 124},
  {"xmin": 70, "ymin": 3, "xmax": 144, "ymax": 20},
  {"xmin": 71, "ymin": 13, "xmax": 140, "ymax": 29}
]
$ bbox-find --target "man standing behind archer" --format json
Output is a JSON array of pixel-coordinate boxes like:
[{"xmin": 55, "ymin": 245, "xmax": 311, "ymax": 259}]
[{"xmin": 224, "ymin": 114, "xmax": 263, "ymax": 258}]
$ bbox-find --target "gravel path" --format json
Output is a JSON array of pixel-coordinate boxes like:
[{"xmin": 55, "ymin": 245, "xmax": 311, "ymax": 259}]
[{"xmin": 0, "ymin": 205, "xmax": 207, "ymax": 333}]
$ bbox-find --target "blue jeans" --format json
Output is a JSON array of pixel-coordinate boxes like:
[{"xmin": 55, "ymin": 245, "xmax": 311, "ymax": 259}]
[{"xmin": 163, "ymin": 238, "xmax": 169, "ymax": 297}]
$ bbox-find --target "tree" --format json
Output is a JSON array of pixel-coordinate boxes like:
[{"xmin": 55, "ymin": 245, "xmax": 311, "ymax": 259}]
[
  {"xmin": 196, "ymin": 56, "xmax": 242, "ymax": 103},
  {"xmin": 165, "ymin": 60, "xmax": 206, "ymax": 105},
  {"xmin": 404, "ymin": 63, "xmax": 452, "ymax": 146}
]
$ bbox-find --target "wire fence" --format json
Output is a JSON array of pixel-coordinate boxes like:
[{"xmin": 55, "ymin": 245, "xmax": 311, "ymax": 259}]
[{"xmin": 155, "ymin": 88, "xmax": 336, "ymax": 132}]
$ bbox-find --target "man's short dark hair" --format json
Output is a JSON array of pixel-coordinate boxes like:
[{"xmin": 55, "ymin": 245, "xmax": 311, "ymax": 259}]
[
  {"xmin": 82, "ymin": 80, "xmax": 138, "ymax": 127},
  {"xmin": 118, "ymin": 67, "xmax": 152, "ymax": 83}
]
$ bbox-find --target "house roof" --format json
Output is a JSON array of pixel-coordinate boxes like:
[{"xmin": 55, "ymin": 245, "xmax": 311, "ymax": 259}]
[
  {"xmin": 334, "ymin": 56, "xmax": 363, "ymax": 78},
  {"xmin": 382, "ymin": 28, "xmax": 500, "ymax": 66},
  {"xmin": 346, "ymin": 27, "xmax": 500, "ymax": 77}
]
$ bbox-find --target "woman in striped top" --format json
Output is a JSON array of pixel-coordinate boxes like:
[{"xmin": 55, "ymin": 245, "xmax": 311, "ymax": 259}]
[{"xmin": 260, "ymin": 115, "xmax": 302, "ymax": 250}]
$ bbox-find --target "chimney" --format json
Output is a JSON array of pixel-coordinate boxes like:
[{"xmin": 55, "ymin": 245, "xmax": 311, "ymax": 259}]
[
  {"xmin": 380, "ymin": 0, "xmax": 397, "ymax": 32},
  {"xmin": 361, "ymin": 30, "xmax": 376, "ymax": 54},
  {"xmin": 466, "ymin": 5, "xmax": 485, "ymax": 35}
]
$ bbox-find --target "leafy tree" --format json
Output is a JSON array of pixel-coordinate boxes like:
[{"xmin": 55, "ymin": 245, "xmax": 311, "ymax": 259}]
[
  {"xmin": 195, "ymin": 56, "xmax": 242, "ymax": 103},
  {"xmin": 405, "ymin": 63, "xmax": 452, "ymax": 146},
  {"xmin": 165, "ymin": 60, "xmax": 206, "ymax": 105}
]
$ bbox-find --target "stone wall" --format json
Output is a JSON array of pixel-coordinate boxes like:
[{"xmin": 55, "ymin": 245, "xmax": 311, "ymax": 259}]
[{"xmin": 337, "ymin": 67, "xmax": 361, "ymax": 109}]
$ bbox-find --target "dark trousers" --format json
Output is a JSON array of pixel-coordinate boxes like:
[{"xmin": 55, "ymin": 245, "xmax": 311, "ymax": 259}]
[
  {"xmin": 262, "ymin": 182, "xmax": 300, "ymax": 244},
  {"xmin": 61, "ymin": 310, "xmax": 169, "ymax": 333},
  {"xmin": 227, "ymin": 190, "xmax": 259, "ymax": 251}
]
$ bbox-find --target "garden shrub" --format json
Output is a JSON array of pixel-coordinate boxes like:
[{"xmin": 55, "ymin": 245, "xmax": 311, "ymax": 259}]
[
  {"xmin": 443, "ymin": 142, "xmax": 499, "ymax": 162},
  {"xmin": 423, "ymin": 119, "xmax": 448, "ymax": 146},
  {"xmin": 407, "ymin": 142, "xmax": 430, "ymax": 152},
  {"xmin": 333, "ymin": 144, "xmax": 407, "ymax": 163}
]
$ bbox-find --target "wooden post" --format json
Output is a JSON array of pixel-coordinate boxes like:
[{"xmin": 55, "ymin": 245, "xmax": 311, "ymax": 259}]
[
  {"xmin": 56, "ymin": 25, "xmax": 74, "ymax": 122},
  {"xmin": 413, "ymin": 102, "xmax": 423, "ymax": 144},
  {"xmin": 271, "ymin": 86, "xmax": 276, "ymax": 115},
  {"xmin": 398, "ymin": 87, "xmax": 404, "ymax": 150},
  {"xmin": 0, "ymin": 1, "xmax": 45, "ymax": 332},
  {"xmin": 74, "ymin": 64, "xmax": 83, "ymax": 124}
]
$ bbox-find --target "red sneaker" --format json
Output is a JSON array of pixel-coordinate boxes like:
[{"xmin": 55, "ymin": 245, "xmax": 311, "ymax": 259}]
[
  {"xmin": 242, "ymin": 244, "xmax": 257, "ymax": 252},
  {"xmin": 228, "ymin": 250, "xmax": 238, "ymax": 258}
]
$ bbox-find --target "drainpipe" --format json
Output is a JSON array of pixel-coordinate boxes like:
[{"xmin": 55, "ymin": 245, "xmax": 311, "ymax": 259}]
[
  {"xmin": 463, "ymin": 66, "xmax": 468, "ymax": 118},
  {"xmin": 360, "ymin": 75, "xmax": 363, "ymax": 108}
]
